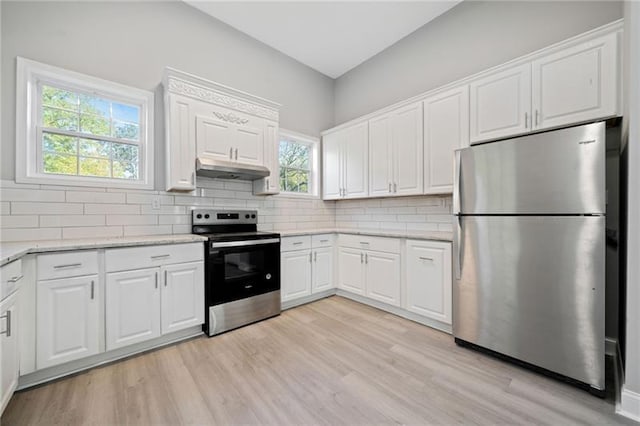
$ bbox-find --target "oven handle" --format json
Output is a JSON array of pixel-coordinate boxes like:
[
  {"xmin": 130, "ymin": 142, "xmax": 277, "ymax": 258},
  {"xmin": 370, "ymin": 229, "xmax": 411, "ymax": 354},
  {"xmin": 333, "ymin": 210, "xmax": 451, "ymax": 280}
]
[{"xmin": 210, "ymin": 238, "xmax": 280, "ymax": 248}]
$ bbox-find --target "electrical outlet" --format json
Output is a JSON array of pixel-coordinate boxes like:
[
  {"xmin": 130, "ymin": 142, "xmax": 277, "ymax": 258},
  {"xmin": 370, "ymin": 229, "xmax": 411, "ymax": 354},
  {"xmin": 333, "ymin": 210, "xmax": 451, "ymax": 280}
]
[{"xmin": 152, "ymin": 196, "xmax": 161, "ymax": 210}]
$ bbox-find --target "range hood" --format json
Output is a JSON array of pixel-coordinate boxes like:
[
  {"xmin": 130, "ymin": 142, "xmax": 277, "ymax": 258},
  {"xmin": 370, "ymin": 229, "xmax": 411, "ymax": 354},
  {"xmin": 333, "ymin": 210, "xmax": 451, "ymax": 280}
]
[{"xmin": 196, "ymin": 157, "xmax": 270, "ymax": 180}]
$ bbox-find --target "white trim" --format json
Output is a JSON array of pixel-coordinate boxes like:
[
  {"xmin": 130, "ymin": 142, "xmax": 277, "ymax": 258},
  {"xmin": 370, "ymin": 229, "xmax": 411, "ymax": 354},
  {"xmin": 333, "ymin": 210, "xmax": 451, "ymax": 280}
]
[
  {"xmin": 277, "ymin": 128, "xmax": 320, "ymax": 198},
  {"xmin": 619, "ymin": 387, "xmax": 640, "ymax": 422},
  {"xmin": 16, "ymin": 57, "xmax": 155, "ymax": 190},
  {"xmin": 322, "ymin": 18, "xmax": 623, "ymax": 135}
]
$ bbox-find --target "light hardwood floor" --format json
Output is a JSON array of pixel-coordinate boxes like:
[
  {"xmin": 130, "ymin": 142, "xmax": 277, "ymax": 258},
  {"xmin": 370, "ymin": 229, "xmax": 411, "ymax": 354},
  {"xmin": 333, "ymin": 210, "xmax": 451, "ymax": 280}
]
[{"xmin": 2, "ymin": 296, "xmax": 635, "ymax": 425}]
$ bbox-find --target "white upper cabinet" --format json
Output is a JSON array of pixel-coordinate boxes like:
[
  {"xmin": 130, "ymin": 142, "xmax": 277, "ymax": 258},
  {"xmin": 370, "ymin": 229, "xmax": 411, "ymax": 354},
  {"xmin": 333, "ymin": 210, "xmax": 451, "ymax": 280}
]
[
  {"xmin": 369, "ymin": 102, "xmax": 423, "ymax": 197},
  {"xmin": 532, "ymin": 32, "xmax": 619, "ymax": 131},
  {"xmin": 423, "ymin": 86, "xmax": 470, "ymax": 194},
  {"xmin": 163, "ymin": 67, "xmax": 280, "ymax": 192},
  {"xmin": 470, "ymin": 63, "xmax": 532, "ymax": 144},
  {"xmin": 322, "ymin": 122, "xmax": 368, "ymax": 200},
  {"xmin": 165, "ymin": 94, "xmax": 196, "ymax": 191},
  {"xmin": 253, "ymin": 120, "xmax": 280, "ymax": 195}
]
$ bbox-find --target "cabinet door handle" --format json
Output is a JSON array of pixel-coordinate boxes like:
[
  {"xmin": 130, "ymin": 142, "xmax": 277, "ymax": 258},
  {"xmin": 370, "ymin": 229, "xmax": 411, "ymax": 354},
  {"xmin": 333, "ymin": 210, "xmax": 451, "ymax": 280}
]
[
  {"xmin": 365, "ymin": 253, "xmax": 368, "ymax": 264},
  {"xmin": 191, "ymin": 172, "xmax": 195, "ymax": 185},
  {"xmin": 419, "ymin": 256, "xmax": 434, "ymax": 261},
  {"xmin": 388, "ymin": 183, "xmax": 392, "ymax": 193},
  {"xmin": 309, "ymin": 252, "xmax": 313, "ymax": 263},
  {"xmin": 314, "ymin": 252, "xmax": 317, "ymax": 262},
  {"xmin": 7, "ymin": 275, "xmax": 23, "ymax": 283},
  {"xmin": 155, "ymin": 272, "xmax": 158, "ymax": 289},
  {"xmin": 151, "ymin": 254, "xmax": 171, "ymax": 260},
  {"xmin": 266, "ymin": 178, "xmax": 269, "ymax": 188},
  {"xmin": 0, "ymin": 311, "xmax": 11, "ymax": 337},
  {"xmin": 360, "ymin": 241, "xmax": 370, "ymax": 246},
  {"xmin": 320, "ymin": 239, "xmax": 329, "ymax": 243},
  {"xmin": 90, "ymin": 280, "xmax": 95, "ymax": 300},
  {"xmin": 54, "ymin": 263, "xmax": 81, "ymax": 269},
  {"xmin": 164, "ymin": 270, "xmax": 168, "ymax": 287},
  {"xmin": 229, "ymin": 147, "xmax": 233, "ymax": 159},
  {"xmin": 360, "ymin": 252, "xmax": 364, "ymax": 264},
  {"xmin": 293, "ymin": 241, "xmax": 303, "ymax": 245},
  {"xmin": 235, "ymin": 148, "xmax": 238, "ymax": 160},
  {"xmin": 525, "ymin": 112, "xmax": 529, "ymax": 129},
  {"xmin": 535, "ymin": 110, "xmax": 539, "ymax": 127},
  {"xmin": 393, "ymin": 183, "xmax": 397, "ymax": 193}
]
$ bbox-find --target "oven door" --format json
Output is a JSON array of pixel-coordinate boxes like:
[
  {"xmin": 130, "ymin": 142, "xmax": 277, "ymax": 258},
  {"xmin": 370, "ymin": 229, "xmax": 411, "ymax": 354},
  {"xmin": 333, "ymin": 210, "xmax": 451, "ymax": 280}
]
[{"xmin": 207, "ymin": 239, "xmax": 280, "ymax": 306}]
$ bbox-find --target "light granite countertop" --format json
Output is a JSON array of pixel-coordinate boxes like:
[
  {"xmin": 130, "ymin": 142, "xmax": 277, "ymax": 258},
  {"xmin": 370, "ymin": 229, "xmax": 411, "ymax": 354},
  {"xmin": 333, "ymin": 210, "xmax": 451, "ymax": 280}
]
[
  {"xmin": 0, "ymin": 234, "xmax": 208, "ymax": 266},
  {"xmin": 278, "ymin": 228, "xmax": 453, "ymax": 242}
]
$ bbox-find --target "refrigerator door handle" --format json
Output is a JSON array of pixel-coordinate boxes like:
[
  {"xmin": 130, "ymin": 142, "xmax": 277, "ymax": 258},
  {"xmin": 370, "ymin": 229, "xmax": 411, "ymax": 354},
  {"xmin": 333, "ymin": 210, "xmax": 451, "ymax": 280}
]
[
  {"xmin": 453, "ymin": 215, "xmax": 463, "ymax": 280},
  {"xmin": 453, "ymin": 149, "xmax": 461, "ymax": 214}
]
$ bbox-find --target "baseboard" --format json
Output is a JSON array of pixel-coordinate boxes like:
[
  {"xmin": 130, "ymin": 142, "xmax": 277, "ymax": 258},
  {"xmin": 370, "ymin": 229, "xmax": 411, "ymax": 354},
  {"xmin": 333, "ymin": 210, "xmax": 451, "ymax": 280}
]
[
  {"xmin": 281, "ymin": 289, "xmax": 336, "ymax": 310},
  {"xmin": 619, "ymin": 387, "xmax": 640, "ymax": 422}
]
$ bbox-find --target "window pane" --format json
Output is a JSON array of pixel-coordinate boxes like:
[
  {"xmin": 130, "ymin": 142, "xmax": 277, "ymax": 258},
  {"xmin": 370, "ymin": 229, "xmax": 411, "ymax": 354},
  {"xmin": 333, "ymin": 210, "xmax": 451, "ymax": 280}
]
[
  {"xmin": 284, "ymin": 169, "xmax": 309, "ymax": 193},
  {"xmin": 112, "ymin": 103, "xmax": 139, "ymax": 123},
  {"xmin": 43, "ymin": 153, "xmax": 77, "ymax": 175},
  {"xmin": 112, "ymin": 143, "xmax": 139, "ymax": 163},
  {"xmin": 113, "ymin": 120, "xmax": 139, "ymax": 140},
  {"xmin": 79, "ymin": 139, "xmax": 111, "ymax": 158},
  {"xmin": 112, "ymin": 160, "xmax": 138, "ymax": 180},
  {"xmin": 80, "ymin": 113, "xmax": 111, "ymax": 137},
  {"xmin": 43, "ymin": 106, "xmax": 78, "ymax": 131},
  {"xmin": 79, "ymin": 157, "xmax": 110, "ymax": 177},
  {"xmin": 279, "ymin": 141, "xmax": 309, "ymax": 169},
  {"xmin": 42, "ymin": 85, "xmax": 78, "ymax": 111},
  {"xmin": 279, "ymin": 167, "xmax": 287, "ymax": 191},
  {"xmin": 79, "ymin": 94, "xmax": 110, "ymax": 118},
  {"xmin": 43, "ymin": 133, "xmax": 77, "ymax": 155}
]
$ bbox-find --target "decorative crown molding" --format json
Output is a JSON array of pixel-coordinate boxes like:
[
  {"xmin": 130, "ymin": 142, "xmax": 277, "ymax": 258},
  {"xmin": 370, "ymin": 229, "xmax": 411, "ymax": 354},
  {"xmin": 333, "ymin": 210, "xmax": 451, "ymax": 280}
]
[
  {"xmin": 165, "ymin": 74, "xmax": 279, "ymax": 121},
  {"xmin": 212, "ymin": 111, "xmax": 249, "ymax": 125}
]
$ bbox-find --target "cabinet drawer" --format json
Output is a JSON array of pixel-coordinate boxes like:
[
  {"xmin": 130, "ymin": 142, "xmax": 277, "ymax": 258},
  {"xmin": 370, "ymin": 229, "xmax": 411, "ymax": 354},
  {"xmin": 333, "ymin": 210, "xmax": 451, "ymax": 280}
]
[
  {"xmin": 312, "ymin": 234, "xmax": 334, "ymax": 248},
  {"xmin": 38, "ymin": 251, "xmax": 98, "ymax": 280},
  {"xmin": 1, "ymin": 259, "xmax": 23, "ymax": 301},
  {"xmin": 105, "ymin": 243, "xmax": 204, "ymax": 272},
  {"xmin": 281, "ymin": 236, "xmax": 311, "ymax": 252},
  {"xmin": 338, "ymin": 234, "xmax": 400, "ymax": 254}
]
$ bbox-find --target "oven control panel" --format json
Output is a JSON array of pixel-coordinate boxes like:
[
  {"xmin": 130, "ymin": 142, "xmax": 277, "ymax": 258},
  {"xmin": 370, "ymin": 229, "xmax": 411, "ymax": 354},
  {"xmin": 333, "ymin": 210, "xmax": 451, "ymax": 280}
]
[{"xmin": 192, "ymin": 209, "xmax": 258, "ymax": 225}]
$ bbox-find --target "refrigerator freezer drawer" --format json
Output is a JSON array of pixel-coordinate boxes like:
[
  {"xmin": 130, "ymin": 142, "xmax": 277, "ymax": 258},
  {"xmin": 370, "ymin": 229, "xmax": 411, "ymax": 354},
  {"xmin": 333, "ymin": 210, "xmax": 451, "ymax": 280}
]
[
  {"xmin": 453, "ymin": 215, "xmax": 605, "ymax": 389},
  {"xmin": 456, "ymin": 121, "xmax": 605, "ymax": 214}
]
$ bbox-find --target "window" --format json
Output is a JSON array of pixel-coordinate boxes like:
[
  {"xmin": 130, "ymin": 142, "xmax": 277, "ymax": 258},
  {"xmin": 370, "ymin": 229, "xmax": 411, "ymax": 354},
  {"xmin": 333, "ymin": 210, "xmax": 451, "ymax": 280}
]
[
  {"xmin": 278, "ymin": 130, "xmax": 319, "ymax": 197},
  {"xmin": 16, "ymin": 57, "xmax": 154, "ymax": 189}
]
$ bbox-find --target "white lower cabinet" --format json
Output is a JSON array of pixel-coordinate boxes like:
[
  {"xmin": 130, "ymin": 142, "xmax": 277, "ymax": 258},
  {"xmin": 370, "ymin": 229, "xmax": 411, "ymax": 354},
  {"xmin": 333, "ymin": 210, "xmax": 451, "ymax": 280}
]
[
  {"xmin": 281, "ymin": 250, "xmax": 312, "ymax": 302},
  {"xmin": 0, "ymin": 290, "xmax": 19, "ymax": 415},
  {"xmin": 404, "ymin": 240, "xmax": 452, "ymax": 325},
  {"xmin": 337, "ymin": 247, "xmax": 365, "ymax": 295},
  {"xmin": 37, "ymin": 275, "xmax": 100, "ymax": 369},
  {"xmin": 365, "ymin": 251, "xmax": 401, "ymax": 306},
  {"xmin": 312, "ymin": 247, "xmax": 333, "ymax": 293},
  {"xmin": 161, "ymin": 262, "xmax": 205, "ymax": 335},
  {"xmin": 106, "ymin": 268, "xmax": 161, "ymax": 351}
]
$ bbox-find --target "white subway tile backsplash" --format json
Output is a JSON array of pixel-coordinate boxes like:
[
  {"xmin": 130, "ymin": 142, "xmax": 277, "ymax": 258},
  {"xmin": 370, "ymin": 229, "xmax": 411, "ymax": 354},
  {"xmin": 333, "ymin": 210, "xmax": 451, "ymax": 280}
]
[
  {"xmin": 0, "ymin": 202, "xmax": 9, "ymax": 215},
  {"xmin": 158, "ymin": 215, "xmax": 190, "ymax": 225},
  {"xmin": 106, "ymin": 215, "xmax": 158, "ymax": 226},
  {"xmin": 141, "ymin": 205, "xmax": 187, "ymax": 215},
  {"xmin": 0, "ymin": 188, "xmax": 66, "ymax": 202},
  {"xmin": 66, "ymin": 191, "xmax": 126, "ymax": 204},
  {"xmin": 40, "ymin": 215, "xmax": 106, "ymax": 227},
  {"xmin": 12, "ymin": 202, "xmax": 84, "ymax": 215},
  {"xmin": 85, "ymin": 203, "xmax": 140, "ymax": 215},
  {"xmin": 1, "ymin": 227, "xmax": 62, "ymax": 241},
  {"xmin": 0, "ymin": 215, "xmax": 39, "ymax": 228},
  {"xmin": 62, "ymin": 226, "xmax": 123, "ymax": 239},
  {"xmin": 123, "ymin": 225, "xmax": 173, "ymax": 236},
  {"xmin": 126, "ymin": 193, "xmax": 174, "ymax": 205}
]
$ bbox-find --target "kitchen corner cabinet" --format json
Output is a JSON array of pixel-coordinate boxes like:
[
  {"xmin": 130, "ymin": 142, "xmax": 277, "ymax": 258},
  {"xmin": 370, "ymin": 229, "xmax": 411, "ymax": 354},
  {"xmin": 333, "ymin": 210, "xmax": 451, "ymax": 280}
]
[
  {"xmin": 0, "ymin": 290, "xmax": 19, "ymax": 415},
  {"xmin": 105, "ymin": 244, "xmax": 204, "ymax": 351},
  {"xmin": 253, "ymin": 120, "xmax": 280, "ymax": 195},
  {"xmin": 423, "ymin": 86, "xmax": 469, "ymax": 194},
  {"xmin": 281, "ymin": 235, "xmax": 335, "ymax": 303},
  {"xmin": 322, "ymin": 122, "xmax": 368, "ymax": 200},
  {"xmin": 165, "ymin": 93, "xmax": 196, "ymax": 191},
  {"xmin": 369, "ymin": 102, "xmax": 423, "ymax": 197},
  {"xmin": 404, "ymin": 240, "xmax": 452, "ymax": 325}
]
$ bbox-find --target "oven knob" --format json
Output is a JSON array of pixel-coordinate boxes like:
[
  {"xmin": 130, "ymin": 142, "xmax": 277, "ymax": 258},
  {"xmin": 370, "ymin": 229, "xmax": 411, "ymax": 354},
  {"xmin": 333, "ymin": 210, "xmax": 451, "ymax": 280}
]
[
  {"xmin": 204, "ymin": 214, "xmax": 210, "ymax": 219},
  {"xmin": 196, "ymin": 214, "xmax": 202, "ymax": 219},
  {"xmin": 251, "ymin": 214, "xmax": 256, "ymax": 219},
  {"xmin": 245, "ymin": 214, "xmax": 250, "ymax": 219},
  {"xmin": 265, "ymin": 273, "xmax": 272, "ymax": 280}
]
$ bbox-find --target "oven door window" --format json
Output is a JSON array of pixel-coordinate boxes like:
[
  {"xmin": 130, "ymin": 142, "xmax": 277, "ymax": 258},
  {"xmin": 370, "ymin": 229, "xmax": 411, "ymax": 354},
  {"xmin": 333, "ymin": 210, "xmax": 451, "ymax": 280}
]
[{"xmin": 209, "ymin": 243, "xmax": 280, "ymax": 305}]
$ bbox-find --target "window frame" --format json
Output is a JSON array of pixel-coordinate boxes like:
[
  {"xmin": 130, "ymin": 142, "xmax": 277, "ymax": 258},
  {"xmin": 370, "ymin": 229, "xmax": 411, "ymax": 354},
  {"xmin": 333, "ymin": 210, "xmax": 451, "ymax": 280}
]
[
  {"xmin": 16, "ymin": 57, "xmax": 155, "ymax": 189},
  {"xmin": 277, "ymin": 129, "xmax": 319, "ymax": 199}
]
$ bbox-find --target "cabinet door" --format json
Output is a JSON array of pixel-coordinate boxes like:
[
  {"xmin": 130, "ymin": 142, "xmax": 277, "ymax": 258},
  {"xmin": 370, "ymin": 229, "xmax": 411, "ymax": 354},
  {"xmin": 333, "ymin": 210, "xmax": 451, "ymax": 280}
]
[
  {"xmin": 196, "ymin": 115, "xmax": 234, "ymax": 161},
  {"xmin": 365, "ymin": 251, "xmax": 401, "ymax": 307},
  {"xmin": 405, "ymin": 240, "xmax": 452, "ymax": 324},
  {"xmin": 424, "ymin": 86, "xmax": 470, "ymax": 194},
  {"xmin": 470, "ymin": 63, "xmax": 531, "ymax": 143},
  {"xmin": 281, "ymin": 250, "xmax": 312, "ymax": 302},
  {"xmin": 106, "ymin": 268, "xmax": 160, "ymax": 351},
  {"xmin": 392, "ymin": 102, "xmax": 423, "ymax": 196},
  {"xmin": 312, "ymin": 247, "xmax": 333, "ymax": 293},
  {"xmin": 254, "ymin": 120, "xmax": 280, "ymax": 195},
  {"xmin": 337, "ymin": 247, "xmax": 365, "ymax": 295},
  {"xmin": 532, "ymin": 32, "xmax": 618, "ymax": 131},
  {"xmin": 166, "ymin": 94, "xmax": 196, "ymax": 191},
  {"xmin": 235, "ymin": 125, "xmax": 263, "ymax": 165},
  {"xmin": 369, "ymin": 115, "xmax": 393, "ymax": 197},
  {"xmin": 37, "ymin": 275, "xmax": 100, "ymax": 369},
  {"xmin": 322, "ymin": 132, "xmax": 343, "ymax": 200},
  {"xmin": 161, "ymin": 262, "xmax": 204, "ymax": 335},
  {"xmin": 344, "ymin": 122, "xmax": 369, "ymax": 198},
  {"xmin": 0, "ymin": 292, "xmax": 19, "ymax": 414}
]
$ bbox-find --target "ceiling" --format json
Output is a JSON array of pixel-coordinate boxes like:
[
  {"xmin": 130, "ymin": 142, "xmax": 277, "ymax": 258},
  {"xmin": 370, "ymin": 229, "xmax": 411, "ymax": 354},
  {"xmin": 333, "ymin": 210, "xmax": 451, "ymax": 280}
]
[{"xmin": 185, "ymin": 1, "xmax": 461, "ymax": 79}]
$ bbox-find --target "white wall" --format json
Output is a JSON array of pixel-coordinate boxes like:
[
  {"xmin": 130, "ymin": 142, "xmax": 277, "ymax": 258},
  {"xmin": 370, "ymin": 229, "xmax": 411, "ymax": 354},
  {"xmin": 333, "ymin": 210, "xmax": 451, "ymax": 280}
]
[
  {"xmin": 333, "ymin": 1, "xmax": 623, "ymax": 124},
  {"xmin": 0, "ymin": 1, "xmax": 334, "ymax": 182}
]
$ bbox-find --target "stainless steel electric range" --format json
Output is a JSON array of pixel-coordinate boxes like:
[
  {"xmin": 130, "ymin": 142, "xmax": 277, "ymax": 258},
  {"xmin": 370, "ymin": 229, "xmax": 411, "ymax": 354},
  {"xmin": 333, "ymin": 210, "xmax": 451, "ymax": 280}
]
[{"xmin": 192, "ymin": 209, "xmax": 281, "ymax": 336}]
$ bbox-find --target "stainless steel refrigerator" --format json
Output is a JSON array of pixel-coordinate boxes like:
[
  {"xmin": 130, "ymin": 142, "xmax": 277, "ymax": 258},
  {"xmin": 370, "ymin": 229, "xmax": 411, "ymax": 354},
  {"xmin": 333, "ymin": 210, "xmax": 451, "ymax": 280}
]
[{"xmin": 453, "ymin": 121, "xmax": 605, "ymax": 394}]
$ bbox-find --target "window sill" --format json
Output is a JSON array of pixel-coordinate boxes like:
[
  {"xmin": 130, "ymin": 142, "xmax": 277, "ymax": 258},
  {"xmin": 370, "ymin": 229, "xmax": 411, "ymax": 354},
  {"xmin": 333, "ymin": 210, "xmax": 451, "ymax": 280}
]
[
  {"xmin": 274, "ymin": 192, "xmax": 320, "ymax": 201},
  {"xmin": 16, "ymin": 173, "xmax": 154, "ymax": 190}
]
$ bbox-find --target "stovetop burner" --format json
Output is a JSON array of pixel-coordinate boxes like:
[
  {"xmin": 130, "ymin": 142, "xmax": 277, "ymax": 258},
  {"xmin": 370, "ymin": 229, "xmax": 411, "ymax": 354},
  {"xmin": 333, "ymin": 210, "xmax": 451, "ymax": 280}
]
[{"xmin": 191, "ymin": 209, "xmax": 280, "ymax": 241}]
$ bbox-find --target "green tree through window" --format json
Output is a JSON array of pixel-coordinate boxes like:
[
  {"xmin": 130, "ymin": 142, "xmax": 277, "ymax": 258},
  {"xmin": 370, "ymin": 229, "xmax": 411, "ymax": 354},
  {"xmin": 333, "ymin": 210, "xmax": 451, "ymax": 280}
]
[{"xmin": 279, "ymin": 139, "xmax": 311, "ymax": 193}]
